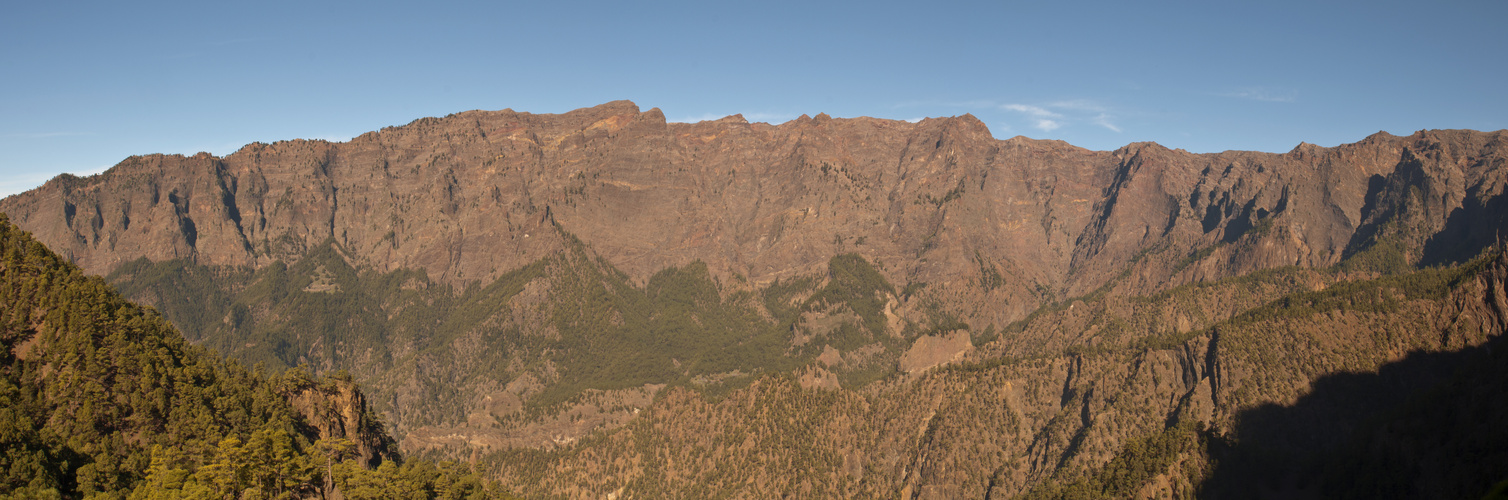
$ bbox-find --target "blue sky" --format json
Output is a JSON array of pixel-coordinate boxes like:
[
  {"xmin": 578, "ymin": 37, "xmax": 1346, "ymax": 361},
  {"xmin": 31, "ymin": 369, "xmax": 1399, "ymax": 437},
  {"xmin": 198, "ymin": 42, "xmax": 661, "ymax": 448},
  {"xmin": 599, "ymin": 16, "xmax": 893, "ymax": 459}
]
[{"xmin": 2, "ymin": 0, "xmax": 1504, "ymax": 197}]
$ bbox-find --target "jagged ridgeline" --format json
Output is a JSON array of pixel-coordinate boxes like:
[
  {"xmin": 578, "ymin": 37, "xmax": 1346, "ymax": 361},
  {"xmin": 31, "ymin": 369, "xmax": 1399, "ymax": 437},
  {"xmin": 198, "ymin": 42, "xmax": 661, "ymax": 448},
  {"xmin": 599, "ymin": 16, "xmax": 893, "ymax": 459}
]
[
  {"xmin": 0, "ymin": 215, "xmax": 517, "ymax": 498},
  {"xmin": 6, "ymin": 101, "xmax": 1508, "ymax": 498}
]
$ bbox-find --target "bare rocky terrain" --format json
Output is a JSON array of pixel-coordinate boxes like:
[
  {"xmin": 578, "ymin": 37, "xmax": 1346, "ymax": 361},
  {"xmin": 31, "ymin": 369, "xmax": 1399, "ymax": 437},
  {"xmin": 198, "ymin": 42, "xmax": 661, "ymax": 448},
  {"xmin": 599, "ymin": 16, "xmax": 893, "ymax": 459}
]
[{"xmin": 3, "ymin": 101, "xmax": 1507, "ymax": 498}]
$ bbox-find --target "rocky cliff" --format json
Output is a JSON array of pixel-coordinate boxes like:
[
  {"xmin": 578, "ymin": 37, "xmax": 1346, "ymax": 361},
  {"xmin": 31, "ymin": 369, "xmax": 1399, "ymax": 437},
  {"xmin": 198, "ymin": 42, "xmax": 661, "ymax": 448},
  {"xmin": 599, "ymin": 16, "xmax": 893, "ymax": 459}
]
[
  {"xmin": 4, "ymin": 101, "xmax": 1507, "ymax": 498},
  {"xmin": 8, "ymin": 102, "xmax": 1504, "ymax": 324},
  {"xmin": 283, "ymin": 374, "xmax": 399, "ymax": 468}
]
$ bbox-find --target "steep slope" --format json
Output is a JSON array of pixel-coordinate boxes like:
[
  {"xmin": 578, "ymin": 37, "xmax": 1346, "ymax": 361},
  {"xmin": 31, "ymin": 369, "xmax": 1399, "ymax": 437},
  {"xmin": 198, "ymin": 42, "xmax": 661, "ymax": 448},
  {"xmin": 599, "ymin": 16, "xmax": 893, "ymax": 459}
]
[
  {"xmin": 479, "ymin": 249, "xmax": 1508, "ymax": 499},
  {"xmin": 9, "ymin": 103, "xmax": 1504, "ymax": 326},
  {"xmin": 3, "ymin": 102, "xmax": 1508, "ymax": 497},
  {"xmin": 0, "ymin": 215, "xmax": 511, "ymax": 498}
]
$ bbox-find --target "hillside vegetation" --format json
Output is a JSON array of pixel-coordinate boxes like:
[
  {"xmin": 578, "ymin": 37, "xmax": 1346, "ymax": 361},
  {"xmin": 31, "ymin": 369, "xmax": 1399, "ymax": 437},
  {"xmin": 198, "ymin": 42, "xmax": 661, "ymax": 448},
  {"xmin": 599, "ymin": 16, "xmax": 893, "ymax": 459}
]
[
  {"xmin": 471, "ymin": 246, "xmax": 1508, "ymax": 498},
  {"xmin": 0, "ymin": 214, "xmax": 516, "ymax": 499},
  {"xmin": 4, "ymin": 102, "xmax": 1508, "ymax": 498}
]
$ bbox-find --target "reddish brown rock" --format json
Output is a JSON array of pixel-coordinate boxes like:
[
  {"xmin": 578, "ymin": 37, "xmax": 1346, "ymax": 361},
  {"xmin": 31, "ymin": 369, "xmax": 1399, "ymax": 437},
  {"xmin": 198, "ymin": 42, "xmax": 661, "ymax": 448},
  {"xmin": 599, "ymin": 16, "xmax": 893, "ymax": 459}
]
[{"xmin": 11, "ymin": 102, "xmax": 1505, "ymax": 331}]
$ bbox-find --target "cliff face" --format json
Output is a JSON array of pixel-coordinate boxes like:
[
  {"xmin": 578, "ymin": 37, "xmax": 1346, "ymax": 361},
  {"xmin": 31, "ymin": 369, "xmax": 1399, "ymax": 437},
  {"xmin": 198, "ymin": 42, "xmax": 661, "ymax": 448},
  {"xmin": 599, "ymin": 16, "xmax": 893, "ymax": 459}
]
[
  {"xmin": 6, "ymin": 102, "xmax": 1503, "ymax": 328},
  {"xmin": 5, "ymin": 102, "xmax": 1508, "ymax": 498},
  {"xmin": 284, "ymin": 377, "xmax": 399, "ymax": 468}
]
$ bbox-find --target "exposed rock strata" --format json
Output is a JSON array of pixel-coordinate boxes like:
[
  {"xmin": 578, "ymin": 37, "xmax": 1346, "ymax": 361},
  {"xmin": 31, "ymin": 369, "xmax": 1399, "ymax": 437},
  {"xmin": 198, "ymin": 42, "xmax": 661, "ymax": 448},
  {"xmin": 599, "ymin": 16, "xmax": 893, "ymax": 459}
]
[
  {"xmin": 5, "ymin": 102, "xmax": 1508, "ymax": 498},
  {"xmin": 7, "ymin": 102, "xmax": 1504, "ymax": 331}
]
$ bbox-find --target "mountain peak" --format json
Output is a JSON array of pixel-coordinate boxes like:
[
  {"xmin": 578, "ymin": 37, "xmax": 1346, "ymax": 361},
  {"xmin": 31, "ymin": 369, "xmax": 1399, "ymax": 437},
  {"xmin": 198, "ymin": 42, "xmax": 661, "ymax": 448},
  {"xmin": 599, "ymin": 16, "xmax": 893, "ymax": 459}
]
[{"xmin": 4, "ymin": 102, "xmax": 1507, "ymax": 498}]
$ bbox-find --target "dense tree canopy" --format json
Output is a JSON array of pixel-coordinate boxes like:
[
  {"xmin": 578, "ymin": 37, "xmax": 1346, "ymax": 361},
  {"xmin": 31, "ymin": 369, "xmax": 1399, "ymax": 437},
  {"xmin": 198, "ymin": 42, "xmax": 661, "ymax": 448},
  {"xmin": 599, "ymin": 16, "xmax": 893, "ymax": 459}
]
[{"xmin": 0, "ymin": 214, "xmax": 514, "ymax": 499}]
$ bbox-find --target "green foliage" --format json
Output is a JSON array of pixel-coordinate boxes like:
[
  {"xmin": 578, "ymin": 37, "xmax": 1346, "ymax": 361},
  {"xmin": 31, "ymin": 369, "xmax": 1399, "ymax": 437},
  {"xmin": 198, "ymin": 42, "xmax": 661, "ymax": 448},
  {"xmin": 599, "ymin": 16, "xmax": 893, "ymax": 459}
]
[
  {"xmin": 918, "ymin": 178, "xmax": 967, "ymax": 208},
  {"xmin": 1228, "ymin": 253, "xmax": 1482, "ymax": 331},
  {"xmin": 901, "ymin": 280, "xmax": 928, "ymax": 300},
  {"xmin": 531, "ymin": 251, "xmax": 800, "ymax": 408},
  {"xmin": 111, "ymin": 231, "xmax": 915, "ymax": 413},
  {"xmin": 1338, "ymin": 235, "xmax": 1413, "ymax": 275},
  {"xmin": 1484, "ymin": 479, "xmax": 1508, "ymax": 500},
  {"xmin": 106, "ymin": 257, "xmax": 246, "ymax": 344},
  {"xmin": 804, "ymin": 253, "xmax": 894, "ymax": 336},
  {"xmin": 973, "ymin": 324, "xmax": 999, "ymax": 347},
  {"xmin": 333, "ymin": 458, "xmax": 510, "ymax": 500},
  {"xmin": 1173, "ymin": 242, "xmax": 1222, "ymax": 274},
  {"xmin": 0, "ymin": 214, "xmax": 515, "ymax": 498},
  {"xmin": 1019, "ymin": 422, "xmax": 1204, "ymax": 500},
  {"xmin": 762, "ymin": 275, "xmax": 818, "ymax": 324}
]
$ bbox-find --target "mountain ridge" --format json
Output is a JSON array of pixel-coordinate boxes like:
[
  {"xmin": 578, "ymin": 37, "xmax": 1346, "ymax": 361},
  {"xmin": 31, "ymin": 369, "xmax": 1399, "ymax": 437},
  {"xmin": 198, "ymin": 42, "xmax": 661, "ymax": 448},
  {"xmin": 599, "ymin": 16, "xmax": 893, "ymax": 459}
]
[
  {"xmin": 7, "ymin": 101, "xmax": 1504, "ymax": 318},
  {"xmin": 4, "ymin": 101, "xmax": 1508, "ymax": 497}
]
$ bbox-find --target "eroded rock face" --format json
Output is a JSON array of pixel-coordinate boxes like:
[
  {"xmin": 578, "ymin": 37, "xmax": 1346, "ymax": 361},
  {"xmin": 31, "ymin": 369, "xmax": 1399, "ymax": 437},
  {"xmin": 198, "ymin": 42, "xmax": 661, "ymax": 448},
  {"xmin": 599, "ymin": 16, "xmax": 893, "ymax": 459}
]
[
  {"xmin": 6, "ymin": 102, "xmax": 1508, "ymax": 497},
  {"xmin": 6, "ymin": 103, "xmax": 1506, "ymax": 331},
  {"xmin": 0, "ymin": 106, "xmax": 1490, "ymax": 311},
  {"xmin": 284, "ymin": 378, "xmax": 397, "ymax": 468}
]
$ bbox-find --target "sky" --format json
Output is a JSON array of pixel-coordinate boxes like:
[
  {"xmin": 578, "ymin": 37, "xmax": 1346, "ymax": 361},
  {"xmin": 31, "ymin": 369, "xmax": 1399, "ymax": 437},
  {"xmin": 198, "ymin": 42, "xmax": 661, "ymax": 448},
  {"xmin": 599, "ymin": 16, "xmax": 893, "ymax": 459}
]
[{"xmin": 2, "ymin": 0, "xmax": 1505, "ymax": 197}]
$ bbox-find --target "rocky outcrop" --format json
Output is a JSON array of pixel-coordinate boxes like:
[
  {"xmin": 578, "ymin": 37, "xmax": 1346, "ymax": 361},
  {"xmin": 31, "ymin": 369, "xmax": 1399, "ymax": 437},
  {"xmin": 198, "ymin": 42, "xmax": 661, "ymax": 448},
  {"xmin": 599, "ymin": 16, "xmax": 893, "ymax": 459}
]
[
  {"xmin": 7, "ymin": 103, "xmax": 1505, "ymax": 333},
  {"xmin": 284, "ymin": 378, "xmax": 398, "ymax": 468},
  {"xmin": 5, "ymin": 102, "xmax": 1508, "ymax": 498}
]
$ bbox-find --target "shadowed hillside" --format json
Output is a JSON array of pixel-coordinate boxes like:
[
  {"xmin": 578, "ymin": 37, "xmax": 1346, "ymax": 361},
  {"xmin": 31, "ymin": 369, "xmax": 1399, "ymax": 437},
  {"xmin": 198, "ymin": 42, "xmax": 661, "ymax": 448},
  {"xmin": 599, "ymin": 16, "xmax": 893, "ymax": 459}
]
[{"xmin": 1204, "ymin": 331, "xmax": 1508, "ymax": 499}]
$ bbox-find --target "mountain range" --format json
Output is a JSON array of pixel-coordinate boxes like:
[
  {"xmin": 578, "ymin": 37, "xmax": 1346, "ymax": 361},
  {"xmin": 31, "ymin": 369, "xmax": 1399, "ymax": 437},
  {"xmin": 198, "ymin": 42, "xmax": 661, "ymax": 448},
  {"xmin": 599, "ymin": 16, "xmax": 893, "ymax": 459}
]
[{"xmin": 2, "ymin": 101, "xmax": 1506, "ymax": 498}]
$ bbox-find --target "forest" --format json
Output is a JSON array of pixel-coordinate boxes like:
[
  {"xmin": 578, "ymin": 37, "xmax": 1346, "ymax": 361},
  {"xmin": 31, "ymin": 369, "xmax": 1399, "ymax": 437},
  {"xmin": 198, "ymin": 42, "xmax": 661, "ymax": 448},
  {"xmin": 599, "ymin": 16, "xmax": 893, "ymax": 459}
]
[{"xmin": 0, "ymin": 214, "xmax": 518, "ymax": 498}]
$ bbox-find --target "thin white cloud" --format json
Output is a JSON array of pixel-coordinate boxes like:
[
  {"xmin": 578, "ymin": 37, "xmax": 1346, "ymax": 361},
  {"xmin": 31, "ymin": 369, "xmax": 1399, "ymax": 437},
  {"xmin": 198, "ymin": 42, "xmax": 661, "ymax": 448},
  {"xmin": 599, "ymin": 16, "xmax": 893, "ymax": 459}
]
[
  {"xmin": 1004, "ymin": 104, "xmax": 1069, "ymax": 132},
  {"xmin": 1003, "ymin": 104, "xmax": 1063, "ymax": 119},
  {"xmin": 1092, "ymin": 114, "xmax": 1122, "ymax": 133},
  {"xmin": 1004, "ymin": 100, "xmax": 1123, "ymax": 133},
  {"xmin": 1217, "ymin": 87, "xmax": 1296, "ymax": 103}
]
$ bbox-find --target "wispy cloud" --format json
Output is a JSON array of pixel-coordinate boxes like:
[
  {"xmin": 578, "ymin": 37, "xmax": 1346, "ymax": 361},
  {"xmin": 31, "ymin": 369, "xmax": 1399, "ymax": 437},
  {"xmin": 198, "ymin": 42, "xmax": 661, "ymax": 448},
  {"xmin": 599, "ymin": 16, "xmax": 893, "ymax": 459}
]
[
  {"xmin": 1217, "ymin": 87, "xmax": 1296, "ymax": 103},
  {"xmin": 1003, "ymin": 100, "xmax": 1122, "ymax": 133},
  {"xmin": 1003, "ymin": 104, "xmax": 1062, "ymax": 119},
  {"xmin": 1003, "ymin": 104, "xmax": 1071, "ymax": 132},
  {"xmin": 1092, "ymin": 114, "xmax": 1121, "ymax": 133}
]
